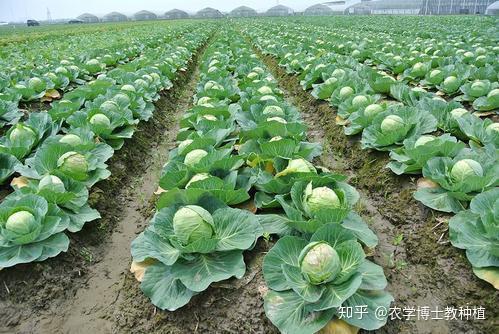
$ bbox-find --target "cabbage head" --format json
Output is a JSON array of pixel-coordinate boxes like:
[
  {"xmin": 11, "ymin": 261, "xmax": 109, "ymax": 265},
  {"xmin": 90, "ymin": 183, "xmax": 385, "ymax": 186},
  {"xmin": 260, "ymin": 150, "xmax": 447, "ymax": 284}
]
[
  {"xmin": 298, "ymin": 241, "xmax": 341, "ymax": 285},
  {"xmin": 303, "ymin": 183, "xmax": 341, "ymax": 216},
  {"xmin": 184, "ymin": 149, "xmax": 208, "ymax": 166},
  {"xmin": 172, "ymin": 205, "xmax": 214, "ymax": 244},
  {"xmin": 276, "ymin": 158, "xmax": 316, "ymax": 177},
  {"xmin": 59, "ymin": 134, "xmax": 82, "ymax": 146},
  {"xmin": 57, "ymin": 151, "xmax": 88, "ymax": 181},
  {"xmin": 450, "ymin": 159, "xmax": 483, "ymax": 182},
  {"xmin": 5, "ymin": 211, "xmax": 38, "ymax": 241}
]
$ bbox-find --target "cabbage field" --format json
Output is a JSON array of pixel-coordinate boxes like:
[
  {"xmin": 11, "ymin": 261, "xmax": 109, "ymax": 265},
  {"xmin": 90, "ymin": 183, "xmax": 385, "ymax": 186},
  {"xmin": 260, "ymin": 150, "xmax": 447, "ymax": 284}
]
[{"xmin": 0, "ymin": 15, "xmax": 497, "ymax": 334}]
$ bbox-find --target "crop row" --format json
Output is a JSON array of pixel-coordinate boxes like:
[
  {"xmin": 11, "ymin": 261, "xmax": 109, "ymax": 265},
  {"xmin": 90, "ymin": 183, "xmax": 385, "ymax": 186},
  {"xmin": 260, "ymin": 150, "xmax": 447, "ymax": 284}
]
[
  {"xmin": 251, "ymin": 19, "xmax": 498, "ymax": 112},
  {"xmin": 242, "ymin": 21, "xmax": 498, "ymax": 289},
  {"xmin": 0, "ymin": 26, "xmax": 214, "ymax": 269},
  {"xmin": 0, "ymin": 22, "xmax": 194, "ymax": 125},
  {"xmin": 130, "ymin": 29, "xmax": 393, "ymax": 334},
  {"xmin": 0, "ymin": 24, "xmax": 205, "ymax": 187},
  {"xmin": 0, "ymin": 25, "xmax": 199, "ymax": 130}
]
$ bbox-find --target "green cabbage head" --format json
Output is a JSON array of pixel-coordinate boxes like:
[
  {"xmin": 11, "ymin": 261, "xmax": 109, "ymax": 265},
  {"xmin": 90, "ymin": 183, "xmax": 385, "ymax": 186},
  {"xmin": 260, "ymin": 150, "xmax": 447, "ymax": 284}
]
[
  {"xmin": 352, "ymin": 95, "xmax": 368, "ymax": 109},
  {"xmin": 10, "ymin": 124, "xmax": 36, "ymax": 143},
  {"xmin": 257, "ymin": 86, "xmax": 273, "ymax": 95},
  {"xmin": 442, "ymin": 76, "xmax": 460, "ymax": 92},
  {"xmin": 299, "ymin": 241, "xmax": 341, "ymax": 285},
  {"xmin": 304, "ymin": 183, "xmax": 341, "ymax": 216},
  {"xmin": 339, "ymin": 86, "xmax": 354, "ymax": 100},
  {"xmin": 364, "ymin": 104, "xmax": 383, "ymax": 119},
  {"xmin": 276, "ymin": 158, "xmax": 316, "ymax": 177},
  {"xmin": 262, "ymin": 105, "xmax": 284, "ymax": 116},
  {"xmin": 380, "ymin": 115, "xmax": 405, "ymax": 134},
  {"xmin": 469, "ymin": 81, "xmax": 489, "ymax": 98},
  {"xmin": 39, "ymin": 175, "xmax": 65, "ymax": 192},
  {"xmin": 4, "ymin": 210, "xmax": 40, "ymax": 244},
  {"xmin": 59, "ymin": 134, "xmax": 82, "ymax": 146},
  {"xmin": 27, "ymin": 77, "xmax": 46, "ymax": 92},
  {"xmin": 89, "ymin": 113, "xmax": 111, "ymax": 129},
  {"xmin": 414, "ymin": 135, "xmax": 436, "ymax": 147},
  {"xmin": 172, "ymin": 205, "xmax": 214, "ymax": 244},
  {"xmin": 450, "ymin": 159, "xmax": 483, "ymax": 182},
  {"xmin": 57, "ymin": 152, "xmax": 88, "ymax": 180},
  {"xmin": 184, "ymin": 149, "xmax": 208, "ymax": 166}
]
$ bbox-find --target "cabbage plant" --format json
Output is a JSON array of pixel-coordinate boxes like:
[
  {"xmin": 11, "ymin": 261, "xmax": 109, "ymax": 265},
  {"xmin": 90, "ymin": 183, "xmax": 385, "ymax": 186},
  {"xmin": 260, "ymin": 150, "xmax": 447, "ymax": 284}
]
[
  {"xmin": 263, "ymin": 224, "xmax": 392, "ymax": 334},
  {"xmin": 130, "ymin": 200, "xmax": 262, "ymax": 311},
  {"xmin": 0, "ymin": 96, "xmax": 22, "ymax": 127},
  {"xmin": 459, "ymin": 80, "xmax": 496, "ymax": 102},
  {"xmin": 259, "ymin": 175, "xmax": 378, "ymax": 247},
  {"xmin": 337, "ymin": 93, "xmax": 381, "ymax": 120},
  {"xmin": 0, "ymin": 113, "xmax": 58, "ymax": 160},
  {"xmin": 343, "ymin": 102, "xmax": 388, "ymax": 136},
  {"xmin": 66, "ymin": 97, "xmax": 137, "ymax": 150},
  {"xmin": 455, "ymin": 113, "xmax": 499, "ymax": 148},
  {"xmin": 361, "ymin": 105, "xmax": 437, "ymax": 151},
  {"xmin": 19, "ymin": 134, "xmax": 113, "ymax": 187},
  {"xmin": 159, "ymin": 147, "xmax": 251, "ymax": 205},
  {"xmin": 13, "ymin": 173, "xmax": 100, "ymax": 232},
  {"xmin": 473, "ymin": 88, "xmax": 499, "ymax": 111},
  {"xmin": 0, "ymin": 194, "xmax": 69, "ymax": 268},
  {"xmin": 449, "ymin": 188, "xmax": 499, "ymax": 289},
  {"xmin": 414, "ymin": 145, "xmax": 498, "ymax": 213},
  {"xmin": 387, "ymin": 134, "xmax": 466, "ymax": 175}
]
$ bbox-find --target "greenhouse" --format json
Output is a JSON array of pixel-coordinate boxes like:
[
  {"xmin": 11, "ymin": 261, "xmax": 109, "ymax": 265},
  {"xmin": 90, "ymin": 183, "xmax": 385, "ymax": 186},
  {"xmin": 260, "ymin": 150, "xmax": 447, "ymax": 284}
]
[
  {"xmin": 265, "ymin": 4, "xmax": 295, "ymax": 16},
  {"xmin": 196, "ymin": 7, "xmax": 224, "ymax": 18},
  {"xmin": 76, "ymin": 13, "xmax": 99, "ymax": 23},
  {"xmin": 320, "ymin": 1, "xmax": 363, "ymax": 14},
  {"xmin": 486, "ymin": 1, "xmax": 499, "ymax": 14},
  {"xmin": 347, "ymin": 0, "xmax": 423, "ymax": 14},
  {"xmin": 304, "ymin": 4, "xmax": 334, "ymax": 15},
  {"xmin": 421, "ymin": 0, "xmax": 496, "ymax": 14},
  {"xmin": 164, "ymin": 9, "xmax": 189, "ymax": 19},
  {"xmin": 133, "ymin": 10, "xmax": 157, "ymax": 21},
  {"xmin": 230, "ymin": 6, "xmax": 258, "ymax": 17},
  {"xmin": 102, "ymin": 11, "xmax": 128, "ymax": 22}
]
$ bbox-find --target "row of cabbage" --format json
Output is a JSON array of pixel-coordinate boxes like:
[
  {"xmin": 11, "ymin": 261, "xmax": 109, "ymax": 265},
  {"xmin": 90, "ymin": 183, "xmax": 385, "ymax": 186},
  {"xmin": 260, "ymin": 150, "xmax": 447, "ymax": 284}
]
[
  {"xmin": 257, "ymin": 17, "xmax": 498, "ymax": 113},
  {"xmin": 0, "ymin": 24, "xmax": 201, "ymax": 186},
  {"xmin": 243, "ymin": 21, "xmax": 498, "ymax": 289},
  {"xmin": 0, "ymin": 26, "xmax": 213, "ymax": 269},
  {"xmin": 0, "ymin": 22, "xmax": 191, "ymax": 128},
  {"xmin": 130, "ymin": 30, "xmax": 393, "ymax": 334}
]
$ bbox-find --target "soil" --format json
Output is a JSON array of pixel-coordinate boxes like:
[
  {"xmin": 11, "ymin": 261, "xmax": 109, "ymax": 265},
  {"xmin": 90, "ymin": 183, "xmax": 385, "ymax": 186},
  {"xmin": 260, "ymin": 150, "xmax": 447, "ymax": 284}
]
[{"xmin": 255, "ymin": 51, "xmax": 498, "ymax": 334}]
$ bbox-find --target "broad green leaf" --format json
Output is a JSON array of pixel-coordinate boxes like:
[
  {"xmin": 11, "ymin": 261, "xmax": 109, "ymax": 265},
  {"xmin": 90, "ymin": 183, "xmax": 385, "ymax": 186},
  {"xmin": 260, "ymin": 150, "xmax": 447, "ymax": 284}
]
[
  {"xmin": 173, "ymin": 251, "xmax": 245, "ymax": 292},
  {"xmin": 264, "ymin": 290, "xmax": 334, "ymax": 334},
  {"xmin": 263, "ymin": 236, "xmax": 309, "ymax": 291},
  {"xmin": 140, "ymin": 263, "xmax": 194, "ymax": 311}
]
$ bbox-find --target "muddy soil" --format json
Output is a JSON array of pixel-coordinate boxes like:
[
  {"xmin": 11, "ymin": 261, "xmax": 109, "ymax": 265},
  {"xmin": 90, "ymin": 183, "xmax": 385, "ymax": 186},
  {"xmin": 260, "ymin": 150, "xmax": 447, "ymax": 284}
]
[
  {"xmin": 256, "ymin": 52, "xmax": 498, "ymax": 334},
  {"xmin": 0, "ymin": 43, "xmax": 208, "ymax": 334}
]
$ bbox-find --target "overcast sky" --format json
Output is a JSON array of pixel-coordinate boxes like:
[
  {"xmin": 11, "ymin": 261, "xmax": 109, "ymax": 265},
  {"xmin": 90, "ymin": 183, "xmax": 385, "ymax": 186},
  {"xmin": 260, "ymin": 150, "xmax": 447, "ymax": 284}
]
[{"xmin": 0, "ymin": 0, "xmax": 322, "ymax": 22}]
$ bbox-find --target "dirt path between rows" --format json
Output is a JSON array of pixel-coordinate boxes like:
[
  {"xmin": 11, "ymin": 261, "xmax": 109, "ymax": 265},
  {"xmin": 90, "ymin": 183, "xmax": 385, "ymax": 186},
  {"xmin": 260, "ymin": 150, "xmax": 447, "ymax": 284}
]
[
  {"xmin": 255, "ymin": 51, "xmax": 498, "ymax": 334},
  {"xmin": 0, "ymin": 42, "xmax": 208, "ymax": 334}
]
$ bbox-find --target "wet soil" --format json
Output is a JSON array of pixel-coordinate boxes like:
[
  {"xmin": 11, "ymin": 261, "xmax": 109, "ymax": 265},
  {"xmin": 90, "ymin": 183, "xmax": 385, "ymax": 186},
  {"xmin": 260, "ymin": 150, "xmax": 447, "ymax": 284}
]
[
  {"xmin": 256, "ymin": 51, "xmax": 498, "ymax": 334},
  {"xmin": 0, "ymin": 43, "xmax": 207, "ymax": 334}
]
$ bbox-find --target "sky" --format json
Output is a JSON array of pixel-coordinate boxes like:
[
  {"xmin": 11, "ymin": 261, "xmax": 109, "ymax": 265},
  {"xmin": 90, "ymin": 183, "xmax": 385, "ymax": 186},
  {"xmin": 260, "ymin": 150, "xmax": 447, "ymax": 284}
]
[{"xmin": 0, "ymin": 0, "xmax": 324, "ymax": 22}]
